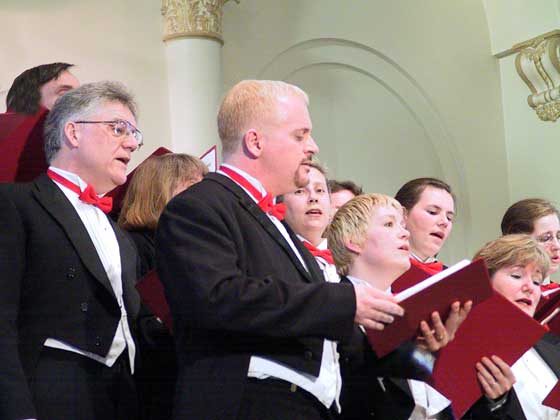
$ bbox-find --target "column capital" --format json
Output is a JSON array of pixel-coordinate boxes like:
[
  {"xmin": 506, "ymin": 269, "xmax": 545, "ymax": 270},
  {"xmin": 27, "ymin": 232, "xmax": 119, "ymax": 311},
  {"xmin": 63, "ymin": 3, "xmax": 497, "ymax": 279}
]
[
  {"xmin": 514, "ymin": 30, "xmax": 560, "ymax": 122},
  {"xmin": 161, "ymin": 0, "xmax": 239, "ymax": 44}
]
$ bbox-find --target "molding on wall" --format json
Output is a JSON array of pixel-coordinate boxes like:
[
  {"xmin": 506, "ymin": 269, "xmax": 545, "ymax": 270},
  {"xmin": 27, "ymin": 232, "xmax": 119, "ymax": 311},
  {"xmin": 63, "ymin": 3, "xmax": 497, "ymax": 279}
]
[
  {"xmin": 495, "ymin": 30, "xmax": 560, "ymax": 59},
  {"xmin": 512, "ymin": 30, "xmax": 560, "ymax": 122},
  {"xmin": 161, "ymin": 0, "xmax": 239, "ymax": 44}
]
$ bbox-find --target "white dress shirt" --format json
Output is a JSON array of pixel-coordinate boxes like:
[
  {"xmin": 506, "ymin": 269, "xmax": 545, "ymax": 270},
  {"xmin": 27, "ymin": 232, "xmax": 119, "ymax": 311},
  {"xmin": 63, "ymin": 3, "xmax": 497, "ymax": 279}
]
[
  {"xmin": 219, "ymin": 164, "xmax": 342, "ymax": 411},
  {"xmin": 44, "ymin": 167, "xmax": 136, "ymax": 373},
  {"xmin": 512, "ymin": 347, "xmax": 560, "ymax": 419}
]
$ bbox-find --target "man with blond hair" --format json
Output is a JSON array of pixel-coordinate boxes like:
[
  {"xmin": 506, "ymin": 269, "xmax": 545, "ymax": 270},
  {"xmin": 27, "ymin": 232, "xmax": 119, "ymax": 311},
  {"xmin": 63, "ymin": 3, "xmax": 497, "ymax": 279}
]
[{"xmin": 157, "ymin": 80, "xmax": 405, "ymax": 420}]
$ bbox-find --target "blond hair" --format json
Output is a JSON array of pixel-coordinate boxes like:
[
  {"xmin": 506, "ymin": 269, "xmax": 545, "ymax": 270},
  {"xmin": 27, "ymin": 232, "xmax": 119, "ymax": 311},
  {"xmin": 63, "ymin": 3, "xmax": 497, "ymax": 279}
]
[
  {"xmin": 473, "ymin": 234, "xmax": 550, "ymax": 280},
  {"xmin": 217, "ymin": 80, "xmax": 309, "ymax": 158},
  {"xmin": 327, "ymin": 193, "xmax": 403, "ymax": 276},
  {"xmin": 118, "ymin": 153, "xmax": 208, "ymax": 230}
]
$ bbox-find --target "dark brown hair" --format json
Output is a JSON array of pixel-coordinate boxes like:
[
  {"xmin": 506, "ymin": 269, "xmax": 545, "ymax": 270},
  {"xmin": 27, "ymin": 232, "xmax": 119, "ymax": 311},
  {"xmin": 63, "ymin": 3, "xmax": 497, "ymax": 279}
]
[
  {"xmin": 327, "ymin": 179, "xmax": 363, "ymax": 196},
  {"xmin": 395, "ymin": 177, "xmax": 455, "ymax": 211},
  {"xmin": 501, "ymin": 198, "xmax": 560, "ymax": 235},
  {"xmin": 6, "ymin": 62, "xmax": 74, "ymax": 114}
]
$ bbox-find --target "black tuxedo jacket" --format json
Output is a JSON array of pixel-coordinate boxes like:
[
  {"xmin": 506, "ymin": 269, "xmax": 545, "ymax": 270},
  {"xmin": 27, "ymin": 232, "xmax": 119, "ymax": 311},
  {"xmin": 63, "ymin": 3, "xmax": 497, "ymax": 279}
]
[
  {"xmin": 156, "ymin": 172, "xmax": 357, "ymax": 420},
  {"xmin": 0, "ymin": 175, "xmax": 140, "ymax": 420},
  {"xmin": 337, "ymin": 276, "xmax": 438, "ymax": 420}
]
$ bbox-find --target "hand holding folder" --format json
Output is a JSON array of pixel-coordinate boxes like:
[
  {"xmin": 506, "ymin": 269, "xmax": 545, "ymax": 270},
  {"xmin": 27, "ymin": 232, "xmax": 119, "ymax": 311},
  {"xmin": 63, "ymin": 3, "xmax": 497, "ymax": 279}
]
[
  {"xmin": 431, "ymin": 293, "xmax": 547, "ymax": 419},
  {"xmin": 366, "ymin": 259, "xmax": 493, "ymax": 358}
]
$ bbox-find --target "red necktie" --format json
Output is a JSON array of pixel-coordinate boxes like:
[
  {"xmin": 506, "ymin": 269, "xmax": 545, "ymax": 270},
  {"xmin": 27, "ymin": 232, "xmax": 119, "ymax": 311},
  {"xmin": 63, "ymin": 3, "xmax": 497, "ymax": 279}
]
[
  {"xmin": 47, "ymin": 169, "xmax": 113, "ymax": 213},
  {"xmin": 409, "ymin": 257, "xmax": 443, "ymax": 275},
  {"xmin": 220, "ymin": 165, "xmax": 286, "ymax": 221},
  {"xmin": 303, "ymin": 241, "xmax": 334, "ymax": 264}
]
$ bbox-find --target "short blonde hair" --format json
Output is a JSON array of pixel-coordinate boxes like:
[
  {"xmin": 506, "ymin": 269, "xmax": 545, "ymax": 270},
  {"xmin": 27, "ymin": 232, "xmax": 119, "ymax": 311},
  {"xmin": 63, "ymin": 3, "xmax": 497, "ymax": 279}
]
[
  {"xmin": 473, "ymin": 234, "xmax": 550, "ymax": 280},
  {"xmin": 327, "ymin": 193, "xmax": 403, "ymax": 276},
  {"xmin": 217, "ymin": 80, "xmax": 309, "ymax": 157},
  {"xmin": 118, "ymin": 153, "xmax": 208, "ymax": 230}
]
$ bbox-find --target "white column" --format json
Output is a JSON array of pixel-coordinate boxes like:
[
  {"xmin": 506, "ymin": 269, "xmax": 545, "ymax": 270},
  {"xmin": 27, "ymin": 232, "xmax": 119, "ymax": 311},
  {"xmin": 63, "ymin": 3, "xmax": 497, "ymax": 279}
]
[{"xmin": 161, "ymin": 0, "xmax": 237, "ymax": 155}]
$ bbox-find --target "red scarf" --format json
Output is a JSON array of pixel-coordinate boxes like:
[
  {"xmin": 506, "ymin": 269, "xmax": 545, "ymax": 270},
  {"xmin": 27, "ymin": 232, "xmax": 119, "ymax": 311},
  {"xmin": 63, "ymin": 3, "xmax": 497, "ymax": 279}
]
[{"xmin": 409, "ymin": 257, "xmax": 443, "ymax": 275}]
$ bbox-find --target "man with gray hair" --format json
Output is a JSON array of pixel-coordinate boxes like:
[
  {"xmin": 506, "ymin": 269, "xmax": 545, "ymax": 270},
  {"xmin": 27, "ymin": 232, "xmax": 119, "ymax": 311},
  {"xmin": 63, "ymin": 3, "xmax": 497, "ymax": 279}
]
[
  {"xmin": 157, "ymin": 79, "xmax": 404, "ymax": 419},
  {"xmin": 0, "ymin": 81, "xmax": 142, "ymax": 420}
]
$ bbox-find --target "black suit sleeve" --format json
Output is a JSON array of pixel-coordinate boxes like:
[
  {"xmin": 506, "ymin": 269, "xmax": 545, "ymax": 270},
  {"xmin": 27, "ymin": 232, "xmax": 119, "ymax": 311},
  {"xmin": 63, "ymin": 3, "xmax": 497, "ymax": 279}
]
[
  {"xmin": 156, "ymin": 190, "xmax": 355, "ymax": 342},
  {"xmin": 0, "ymin": 189, "xmax": 37, "ymax": 419}
]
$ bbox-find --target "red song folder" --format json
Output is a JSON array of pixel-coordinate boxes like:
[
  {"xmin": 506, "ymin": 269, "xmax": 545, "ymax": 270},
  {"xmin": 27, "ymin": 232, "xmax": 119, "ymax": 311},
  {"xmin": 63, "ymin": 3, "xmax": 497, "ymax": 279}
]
[
  {"xmin": 392, "ymin": 262, "xmax": 432, "ymax": 293},
  {"xmin": 135, "ymin": 269, "xmax": 173, "ymax": 333},
  {"xmin": 0, "ymin": 108, "xmax": 49, "ymax": 182},
  {"xmin": 431, "ymin": 293, "xmax": 547, "ymax": 419},
  {"xmin": 366, "ymin": 259, "xmax": 493, "ymax": 358},
  {"xmin": 543, "ymin": 379, "xmax": 560, "ymax": 410}
]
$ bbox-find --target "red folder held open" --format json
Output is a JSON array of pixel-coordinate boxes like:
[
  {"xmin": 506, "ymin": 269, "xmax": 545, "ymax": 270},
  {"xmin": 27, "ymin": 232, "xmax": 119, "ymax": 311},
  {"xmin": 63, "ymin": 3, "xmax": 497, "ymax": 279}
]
[
  {"xmin": 431, "ymin": 293, "xmax": 547, "ymax": 419},
  {"xmin": 392, "ymin": 262, "xmax": 432, "ymax": 293},
  {"xmin": 366, "ymin": 259, "xmax": 493, "ymax": 358}
]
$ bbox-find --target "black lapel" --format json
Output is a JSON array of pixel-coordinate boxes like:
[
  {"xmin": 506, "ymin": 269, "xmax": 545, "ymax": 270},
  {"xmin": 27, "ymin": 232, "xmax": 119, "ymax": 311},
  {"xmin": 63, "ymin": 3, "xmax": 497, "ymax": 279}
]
[
  {"xmin": 207, "ymin": 173, "xmax": 315, "ymax": 283},
  {"xmin": 534, "ymin": 332, "xmax": 560, "ymax": 379},
  {"xmin": 109, "ymin": 218, "xmax": 140, "ymax": 318},
  {"xmin": 284, "ymin": 223, "xmax": 325, "ymax": 284},
  {"xmin": 32, "ymin": 174, "xmax": 116, "ymax": 299}
]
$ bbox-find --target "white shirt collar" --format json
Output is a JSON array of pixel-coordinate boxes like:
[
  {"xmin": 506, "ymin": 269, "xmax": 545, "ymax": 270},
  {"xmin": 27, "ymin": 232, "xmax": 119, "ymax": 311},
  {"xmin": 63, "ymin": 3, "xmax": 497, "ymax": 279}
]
[{"xmin": 410, "ymin": 251, "xmax": 438, "ymax": 264}]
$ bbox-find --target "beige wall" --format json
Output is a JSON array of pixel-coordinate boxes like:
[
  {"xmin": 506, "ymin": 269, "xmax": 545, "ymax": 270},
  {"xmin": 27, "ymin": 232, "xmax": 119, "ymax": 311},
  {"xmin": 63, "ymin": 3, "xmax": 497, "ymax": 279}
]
[
  {"xmin": 5, "ymin": 0, "xmax": 556, "ymax": 267},
  {"xmin": 222, "ymin": 0, "xmax": 509, "ymax": 263},
  {"xmin": 483, "ymin": 0, "xmax": 560, "ymax": 278},
  {"xmin": 0, "ymin": 0, "xmax": 171, "ymax": 169}
]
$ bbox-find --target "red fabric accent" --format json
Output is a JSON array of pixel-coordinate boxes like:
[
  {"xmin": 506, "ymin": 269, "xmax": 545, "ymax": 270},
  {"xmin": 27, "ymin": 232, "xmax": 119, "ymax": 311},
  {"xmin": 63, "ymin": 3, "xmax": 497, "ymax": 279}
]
[
  {"xmin": 220, "ymin": 165, "xmax": 286, "ymax": 221},
  {"xmin": 409, "ymin": 256, "xmax": 444, "ymax": 275},
  {"xmin": 257, "ymin": 194, "xmax": 286, "ymax": 221},
  {"xmin": 542, "ymin": 282, "xmax": 560, "ymax": 292},
  {"xmin": 303, "ymin": 240, "xmax": 334, "ymax": 264},
  {"xmin": 47, "ymin": 169, "xmax": 113, "ymax": 213},
  {"xmin": 0, "ymin": 108, "xmax": 49, "ymax": 182}
]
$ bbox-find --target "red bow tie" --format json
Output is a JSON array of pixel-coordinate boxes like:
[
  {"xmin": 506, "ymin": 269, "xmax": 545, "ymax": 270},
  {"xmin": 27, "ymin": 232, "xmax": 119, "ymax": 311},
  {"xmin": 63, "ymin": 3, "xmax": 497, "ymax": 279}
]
[
  {"xmin": 258, "ymin": 194, "xmax": 287, "ymax": 221},
  {"xmin": 220, "ymin": 165, "xmax": 285, "ymax": 221},
  {"xmin": 47, "ymin": 169, "xmax": 113, "ymax": 213},
  {"xmin": 303, "ymin": 241, "xmax": 334, "ymax": 264},
  {"xmin": 409, "ymin": 257, "xmax": 443, "ymax": 275}
]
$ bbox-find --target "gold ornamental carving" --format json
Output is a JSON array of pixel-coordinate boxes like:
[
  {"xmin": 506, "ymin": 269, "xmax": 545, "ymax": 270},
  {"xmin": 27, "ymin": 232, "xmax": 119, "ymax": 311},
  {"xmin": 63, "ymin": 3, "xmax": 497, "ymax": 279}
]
[
  {"xmin": 161, "ymin": 0, "xmax": 239, "ymax": 44},
  {"xmin": 514, "ymin": 30, "xmax": 560, "ymax": 122}
]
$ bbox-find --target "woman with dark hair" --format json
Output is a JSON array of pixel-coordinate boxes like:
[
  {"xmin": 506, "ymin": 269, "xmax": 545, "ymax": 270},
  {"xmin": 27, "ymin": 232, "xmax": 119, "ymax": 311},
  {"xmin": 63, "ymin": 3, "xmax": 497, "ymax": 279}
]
[
  {"xmin": 118, "ymin": 153, "xmax": 207, "ymax": 420},
  {"xmin": 501, "ymin": 198, "xmax": 560, "ymax": 285},
  {"xmin": 395, "ymin": 177, "xmax": 455, "ymax": 275},
  {"xmin": 393, "ymin": 177, "xmax": 458, "ymax": 418}
]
